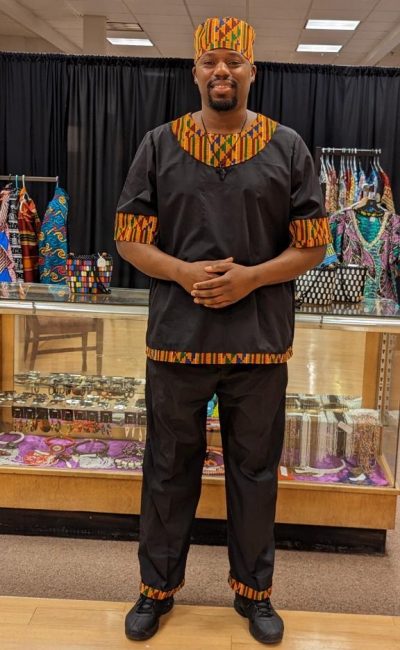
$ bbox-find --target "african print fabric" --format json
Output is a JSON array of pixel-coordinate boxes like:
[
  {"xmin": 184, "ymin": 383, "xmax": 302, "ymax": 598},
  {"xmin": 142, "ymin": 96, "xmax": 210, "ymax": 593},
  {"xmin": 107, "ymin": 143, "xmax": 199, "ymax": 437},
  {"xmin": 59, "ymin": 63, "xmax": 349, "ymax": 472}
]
[
  {"xmin": 0, "ymin": 187, "xmax": 17, "ymax": 282},
  {"xmin": 114, "ymin": 212, "xmax": 158, "ymax": 244},
  {"xmin": 171, "ymin": 113, "xmax": 277, "ymax": 168},
  {"xmin": 7, "ymin": 187, "xmax": 24, "ymax": 280},
  {"xmin": 194, "ymin": 16, "xmax": 255, "ymax": 63},
  {"xmin": 38, "ymin": 187, "xmax": 69, "ymax": 284},
  {"xmin": 329, "ymin": 208, "xmax": 400, "ymax": 301},
  {"xmin": 18, "ymin": 189, "xmax": 41, "ymax": 282},
  {"xmin": 116, "ymin": 115, "xmax": 328, "ymax": 365}
]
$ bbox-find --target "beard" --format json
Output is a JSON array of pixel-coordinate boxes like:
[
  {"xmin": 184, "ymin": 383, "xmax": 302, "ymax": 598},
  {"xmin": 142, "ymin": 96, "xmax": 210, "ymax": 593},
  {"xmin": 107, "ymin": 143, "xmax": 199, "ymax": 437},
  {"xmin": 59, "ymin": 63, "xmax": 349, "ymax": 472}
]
[{"xmin": 207, "ymin": 85, "xmax": 238, "ymax": 111}]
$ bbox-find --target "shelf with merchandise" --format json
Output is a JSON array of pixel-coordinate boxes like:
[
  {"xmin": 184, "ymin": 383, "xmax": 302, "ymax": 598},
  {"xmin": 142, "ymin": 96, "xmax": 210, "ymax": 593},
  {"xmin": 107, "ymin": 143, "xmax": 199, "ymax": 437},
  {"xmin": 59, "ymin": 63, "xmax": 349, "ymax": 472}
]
[{"xmin": 0, "ymin": 284, "xmax": 399, "ymax": 531}]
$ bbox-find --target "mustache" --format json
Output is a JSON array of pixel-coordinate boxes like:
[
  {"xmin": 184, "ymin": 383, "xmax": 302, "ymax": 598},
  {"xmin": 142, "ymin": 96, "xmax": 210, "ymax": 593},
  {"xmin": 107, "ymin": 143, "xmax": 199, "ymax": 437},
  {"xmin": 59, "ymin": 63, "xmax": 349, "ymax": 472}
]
[{"xmin": 207, "ymin": 79, "xmax": 237, "ymax": 89}]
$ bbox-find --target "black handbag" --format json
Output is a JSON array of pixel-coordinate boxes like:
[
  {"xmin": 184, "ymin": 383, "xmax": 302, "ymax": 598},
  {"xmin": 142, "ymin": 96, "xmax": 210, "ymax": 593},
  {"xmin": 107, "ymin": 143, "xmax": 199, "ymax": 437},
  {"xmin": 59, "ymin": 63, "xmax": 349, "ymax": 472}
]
[
  {"xmin": 333, "ymin": 264, "xmax": 367, "ymax": 303},
  {"xmin": 295, "ymin": 263, "xmax": 367, "ymax": 306},
  {"xmin": 295, "ymin": 266, "xmax": 337, "ymax": 306}
]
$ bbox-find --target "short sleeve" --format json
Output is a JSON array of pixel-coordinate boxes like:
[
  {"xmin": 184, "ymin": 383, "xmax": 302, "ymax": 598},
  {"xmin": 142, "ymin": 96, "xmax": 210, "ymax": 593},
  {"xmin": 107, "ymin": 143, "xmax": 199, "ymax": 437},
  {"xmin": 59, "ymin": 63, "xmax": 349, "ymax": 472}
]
[
  {"xmin": 114, "ymin": 132, "xmax": 159, "ymax": 244},
  {"xmin": 289, "ymin": 134, "xmax": 332, "ymax": 248}
]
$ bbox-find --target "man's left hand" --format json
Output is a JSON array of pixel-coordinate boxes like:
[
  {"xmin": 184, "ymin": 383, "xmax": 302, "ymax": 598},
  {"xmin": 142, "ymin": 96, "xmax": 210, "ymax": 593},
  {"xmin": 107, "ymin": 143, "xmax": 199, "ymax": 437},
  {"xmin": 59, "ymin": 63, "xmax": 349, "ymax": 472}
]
[{"xmin": 191, "ymin": 261, "xmax": 256, "ymax": 308}]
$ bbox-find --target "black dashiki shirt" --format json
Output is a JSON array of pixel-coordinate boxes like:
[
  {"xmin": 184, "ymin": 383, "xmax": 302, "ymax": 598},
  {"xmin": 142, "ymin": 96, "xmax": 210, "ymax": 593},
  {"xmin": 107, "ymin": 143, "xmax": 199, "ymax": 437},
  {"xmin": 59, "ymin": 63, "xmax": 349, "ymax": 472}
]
[{"xmin": 114, "ymin": 113, "xmax": 331, "ymax": 365}]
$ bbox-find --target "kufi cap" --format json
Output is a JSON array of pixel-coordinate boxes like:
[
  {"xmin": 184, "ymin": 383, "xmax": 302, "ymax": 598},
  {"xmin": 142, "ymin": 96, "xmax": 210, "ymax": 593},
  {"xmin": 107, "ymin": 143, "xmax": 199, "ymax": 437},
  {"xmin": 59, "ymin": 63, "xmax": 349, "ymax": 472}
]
[{"xmin": 194, "ymin": 17, "xmax": 255, "ymax": 64}]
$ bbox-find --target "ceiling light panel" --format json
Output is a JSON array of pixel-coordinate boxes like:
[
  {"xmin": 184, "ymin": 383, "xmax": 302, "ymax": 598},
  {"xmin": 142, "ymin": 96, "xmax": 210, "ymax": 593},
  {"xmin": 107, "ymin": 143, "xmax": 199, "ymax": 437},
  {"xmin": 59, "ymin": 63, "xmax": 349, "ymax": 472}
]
[
  {"xmin": 297, "ymin": 44, "xmax": 342, "ymax": 52},
  {"xmin": 306, "ymin": 20, "xmax": 360, "ymax": 30},
  {"xmin": 107, "ymin": 37, "xmax": 153, "ymax": 46},
  {"xmin": 106, "ymin": 22, "xmax": 142, "ymax": 31}
]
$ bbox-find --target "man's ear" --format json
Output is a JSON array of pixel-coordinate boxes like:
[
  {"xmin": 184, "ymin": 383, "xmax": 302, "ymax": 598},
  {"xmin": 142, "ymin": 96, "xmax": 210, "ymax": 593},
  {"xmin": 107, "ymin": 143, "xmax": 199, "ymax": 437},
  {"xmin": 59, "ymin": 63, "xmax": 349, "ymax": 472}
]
[
  {"xmin": 251, "ymin": 64, "xmax": 257, "ymax": 83},
  {"xmin": 192, "ymin": 66, "xmax": 198, "ymax": 84}
]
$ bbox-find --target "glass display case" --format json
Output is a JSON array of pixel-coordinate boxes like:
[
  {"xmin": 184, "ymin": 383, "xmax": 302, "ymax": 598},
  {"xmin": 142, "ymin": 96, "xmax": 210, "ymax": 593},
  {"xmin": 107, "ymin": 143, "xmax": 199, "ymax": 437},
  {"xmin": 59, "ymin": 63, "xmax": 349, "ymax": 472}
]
[{"xmin": 0, "ymin": 282, "xmax": 399, "ymax": 534}]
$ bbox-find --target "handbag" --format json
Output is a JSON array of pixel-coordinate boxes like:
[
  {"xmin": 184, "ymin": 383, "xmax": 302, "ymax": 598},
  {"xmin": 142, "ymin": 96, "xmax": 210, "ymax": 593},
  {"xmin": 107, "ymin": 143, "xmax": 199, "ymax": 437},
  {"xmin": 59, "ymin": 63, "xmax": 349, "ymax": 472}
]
[
  {"xmin": 66, "ymin": 252, "xmax": 112, "ymax": 294},
  {"xmin": 295, "ymin": 266, "xmax": 336, "ymax": 306},
  {"xmin": 295, "ymin": 263, "xmax": 367, "ymax": 306},
  {"xmin": 333, "ymin": 264, "xmax": 367, "ymax": 303}
]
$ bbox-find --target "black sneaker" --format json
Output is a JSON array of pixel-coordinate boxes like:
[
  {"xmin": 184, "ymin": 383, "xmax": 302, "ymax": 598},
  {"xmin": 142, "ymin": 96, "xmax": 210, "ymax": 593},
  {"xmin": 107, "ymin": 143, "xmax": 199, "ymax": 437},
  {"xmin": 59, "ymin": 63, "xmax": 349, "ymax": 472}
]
[
  {"xmin": 125, "ymin": 594, "xmax": 174, "ymax": 641},
  {"xmin": 234, "ymin": 593, "xmax": 284, "ymax": 644}
]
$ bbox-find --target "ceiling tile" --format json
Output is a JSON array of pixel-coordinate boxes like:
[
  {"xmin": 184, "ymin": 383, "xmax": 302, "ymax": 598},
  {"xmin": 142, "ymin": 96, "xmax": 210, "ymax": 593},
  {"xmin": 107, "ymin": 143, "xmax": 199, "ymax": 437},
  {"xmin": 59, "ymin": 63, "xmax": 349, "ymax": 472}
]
[
  {"xmin": 311, "ymin": 0, "xmax": 376, "ymax": 10},
  {"xmin": 367, "ymin": 10, "xmax": 400, "ymax": 21},
  {"xmin": 0, "ymin": 12, "xmax": 36, "ymax": 36},
  {"xmin": 374, "ymin": 0, "xmax": 400, "ymax": 9},
  {"xmin": 17, "ymin": 0, "xmax": 75, "ymax": 19},
  {"xmin": 249, "ymin": 8, "xmax": 309, "ymax": 20},
  {"xmin": 67, "ymin": 0, "xmax": 130, "ymax": 16},
  {"xmin": 138, "ymin": 15, "xmax": 194, "ymax": 26}
]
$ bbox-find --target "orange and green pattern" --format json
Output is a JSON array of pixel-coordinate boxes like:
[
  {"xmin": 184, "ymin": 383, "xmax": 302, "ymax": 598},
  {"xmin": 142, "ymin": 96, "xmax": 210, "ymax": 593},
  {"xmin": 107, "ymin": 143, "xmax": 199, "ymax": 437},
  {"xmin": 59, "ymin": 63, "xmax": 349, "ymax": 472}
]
[
  {"xmin": 228, "ymin": 575, "xmax": 273, "ymax": 601},
  {"xmin": 171, "ymin": 113, "xmax": 278, "ymax": 168},
  {"xmin": 114, "ymin": 212, "xmax": 158, "ymax": 244},
  {"xmin": 194, "ymin": 16, "xmax": 255, "ymax": 63},
  {"xmin": 140, "ymin": 580, "xmax": 184, "ymax": 600},
  {"xmin": 146, "ymin": 346, "xmax": 293, "ymax": 365},
  {"xmin": 289, "ymin": 217, "xmax": 332, "ymax": 248}
]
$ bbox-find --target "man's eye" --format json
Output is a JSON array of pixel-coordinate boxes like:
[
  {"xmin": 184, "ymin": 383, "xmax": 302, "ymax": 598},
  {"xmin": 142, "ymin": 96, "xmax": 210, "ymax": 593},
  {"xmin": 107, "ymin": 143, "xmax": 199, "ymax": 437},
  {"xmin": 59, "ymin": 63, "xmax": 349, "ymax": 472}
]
[{"xmin": 228, "ymin": 61, "xmax": 241, "ymax": 66}]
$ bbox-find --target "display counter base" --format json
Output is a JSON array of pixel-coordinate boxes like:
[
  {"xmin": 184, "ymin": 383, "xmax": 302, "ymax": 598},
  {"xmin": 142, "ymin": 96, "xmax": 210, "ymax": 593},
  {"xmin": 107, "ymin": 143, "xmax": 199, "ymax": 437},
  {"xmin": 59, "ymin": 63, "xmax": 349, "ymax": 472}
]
[{"xmin": 0, "ymin": 508, "xmax": 387, "ymax": 554}]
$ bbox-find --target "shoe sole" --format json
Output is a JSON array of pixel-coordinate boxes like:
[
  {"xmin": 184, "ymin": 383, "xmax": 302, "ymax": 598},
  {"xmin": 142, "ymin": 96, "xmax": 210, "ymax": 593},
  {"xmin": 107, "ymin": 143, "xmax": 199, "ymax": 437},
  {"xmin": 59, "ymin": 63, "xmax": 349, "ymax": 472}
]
[
  {"xmin": 234, "ymin": 601, "xmax": 283, "ymax": 645},
  {"xmin": 125, "ymin": 600, "xmax": 174, "ymax": 641}
]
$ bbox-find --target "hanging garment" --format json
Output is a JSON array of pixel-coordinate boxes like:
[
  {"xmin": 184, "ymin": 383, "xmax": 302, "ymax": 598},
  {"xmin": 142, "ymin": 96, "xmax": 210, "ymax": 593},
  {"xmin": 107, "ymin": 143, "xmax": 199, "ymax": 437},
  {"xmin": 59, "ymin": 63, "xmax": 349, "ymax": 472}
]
[
  {"xmin": 329, "ymin": 208, "xmax": 400, "ymax": 301},
  {"xmin": 7, "ymin": 186, "xmax": 24, "ymax": 280},
  {"xmin": 380, "ymin": 170, "xmax": 395, "ymax": 213},
  {"xmin": 38, "ymin": 187, "xmax": 69, "ymax": 284},
  {"xmin": 0, "ymin": 187, "xmax": 17, "ymax": 282},
  {"xmin": 18, "ymin": 188, "xmax": 41, "ymax": 282}
]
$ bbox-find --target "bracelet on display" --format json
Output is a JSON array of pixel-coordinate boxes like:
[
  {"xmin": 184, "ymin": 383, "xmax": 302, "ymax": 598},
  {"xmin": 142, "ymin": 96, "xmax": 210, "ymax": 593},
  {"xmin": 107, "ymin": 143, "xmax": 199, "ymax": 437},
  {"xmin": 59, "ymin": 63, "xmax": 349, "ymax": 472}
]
[
  {"xmin": 72, "ymin": 438, "xmax": 109, "ymax": 456},
  {"xmin": 45, "ymin": 436, "xmax": 75, "ymax": 454},
  {"xmin": 294, "ymin": 459, "xmax": 346, "ymax": 476},
  {"xmin": 0, "ymin": 432, "xmax": 25, "ymax": 448}
]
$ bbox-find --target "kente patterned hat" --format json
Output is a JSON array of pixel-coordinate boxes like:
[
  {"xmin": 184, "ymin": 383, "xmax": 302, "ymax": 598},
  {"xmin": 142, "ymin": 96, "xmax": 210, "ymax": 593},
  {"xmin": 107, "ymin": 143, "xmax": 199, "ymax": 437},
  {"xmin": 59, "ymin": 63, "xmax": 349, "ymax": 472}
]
[{"xmin": 194, "ymin": 17, "xmax": 255, "ymax": 64}]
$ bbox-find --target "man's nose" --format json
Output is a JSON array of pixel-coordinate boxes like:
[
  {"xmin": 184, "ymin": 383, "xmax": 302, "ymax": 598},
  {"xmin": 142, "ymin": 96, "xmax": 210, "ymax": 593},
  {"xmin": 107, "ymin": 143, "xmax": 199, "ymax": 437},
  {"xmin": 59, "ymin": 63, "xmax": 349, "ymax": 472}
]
[{"xmin": 213, "ymin": 60, "xmax": 230, "ymax": 75}]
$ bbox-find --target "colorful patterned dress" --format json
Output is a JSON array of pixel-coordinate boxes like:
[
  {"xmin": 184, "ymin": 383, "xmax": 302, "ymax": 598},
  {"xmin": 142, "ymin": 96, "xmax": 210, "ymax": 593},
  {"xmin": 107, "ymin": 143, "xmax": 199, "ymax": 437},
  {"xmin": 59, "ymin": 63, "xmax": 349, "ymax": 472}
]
[
  {"xmin": 329, "ymin": 208, "xmax": 400, "ymax": 301},
  {"xmin": 38, "ymin": 187, "xmax": 69, "ymax": 283},
  {"xmin": 18, "ymin": 188, "xmax": 41, "ymax": 282}
]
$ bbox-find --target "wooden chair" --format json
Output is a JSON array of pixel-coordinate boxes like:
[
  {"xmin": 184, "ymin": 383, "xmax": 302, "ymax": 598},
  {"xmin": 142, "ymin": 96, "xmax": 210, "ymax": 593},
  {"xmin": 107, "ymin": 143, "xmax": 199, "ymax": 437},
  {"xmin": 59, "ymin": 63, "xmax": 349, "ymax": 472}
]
[{"xmin": 24, "ymin": 316, "xmax": 104, "ymax": 374}]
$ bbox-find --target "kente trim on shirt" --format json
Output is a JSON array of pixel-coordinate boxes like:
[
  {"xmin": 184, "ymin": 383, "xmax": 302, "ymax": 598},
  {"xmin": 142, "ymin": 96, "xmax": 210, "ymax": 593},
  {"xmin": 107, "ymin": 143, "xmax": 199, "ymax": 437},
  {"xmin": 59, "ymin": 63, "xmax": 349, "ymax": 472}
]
[
  {"xmin": 289, "ymin": 217, "xmax": 332, "ymax": 248},
  {"xmin": 171, "ymin": 112, "xmax": 278, "ymax": 167},
  {"xmin": 228, "ymin": 575, "xmax": 273, "ymax": 601},
  {"xmin": 146, "ymin": 346, "xmax": 293, "ymax": 365},
  {"xmin": 114, "ymin": 212, "xmax": 158, "ymax": 244}
]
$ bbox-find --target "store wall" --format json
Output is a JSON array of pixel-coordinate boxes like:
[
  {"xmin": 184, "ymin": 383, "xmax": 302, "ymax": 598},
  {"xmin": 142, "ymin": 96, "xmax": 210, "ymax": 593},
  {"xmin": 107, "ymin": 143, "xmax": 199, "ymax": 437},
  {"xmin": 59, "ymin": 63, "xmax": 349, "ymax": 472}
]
[{"xmin": 1, "ymin": 52, "xmax": 399, "ymax": 288}]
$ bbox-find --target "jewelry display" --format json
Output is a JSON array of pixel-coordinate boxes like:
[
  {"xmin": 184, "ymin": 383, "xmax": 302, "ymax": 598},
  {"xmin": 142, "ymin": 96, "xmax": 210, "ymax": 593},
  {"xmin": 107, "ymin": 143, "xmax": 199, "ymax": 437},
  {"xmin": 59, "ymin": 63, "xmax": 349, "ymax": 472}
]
[
  {"xmin": 72, "ymin": 438, "xmax": 114, "ymax": 469},
  {"xmin": 1, "ymin": 371, "xmax": 390, "ymax": 485},
  {"xmin": 114, "ymin": 441, "xmax": 145, "ymax": 470},
  {"xmin": 203, "ymin": 447, "xmax": 224, "ymax": 476}
]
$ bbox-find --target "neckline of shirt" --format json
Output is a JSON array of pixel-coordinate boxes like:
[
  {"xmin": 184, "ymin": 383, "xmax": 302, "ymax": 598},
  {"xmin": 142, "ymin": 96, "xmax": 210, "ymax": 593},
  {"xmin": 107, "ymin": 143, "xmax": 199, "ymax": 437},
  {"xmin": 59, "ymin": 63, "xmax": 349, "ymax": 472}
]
[
  {"xmin": 170, "ymin": 112, "xmax": 279, "ymax": 168},
  {"xmin": 188, "ymin": 111, "xmax": 262, "ymax": 137}
]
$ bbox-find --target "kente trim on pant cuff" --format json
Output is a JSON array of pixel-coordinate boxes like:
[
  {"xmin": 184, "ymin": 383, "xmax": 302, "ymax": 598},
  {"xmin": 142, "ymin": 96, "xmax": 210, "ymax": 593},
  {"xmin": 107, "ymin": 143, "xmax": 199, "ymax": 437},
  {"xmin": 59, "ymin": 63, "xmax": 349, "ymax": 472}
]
[
  {"xmin": 140, "ymin": 579, "xmax": 184, "ymax": 600},
  {"xmin": 228, "ymin": 575, "xmax": 272, "ymax": 601}
]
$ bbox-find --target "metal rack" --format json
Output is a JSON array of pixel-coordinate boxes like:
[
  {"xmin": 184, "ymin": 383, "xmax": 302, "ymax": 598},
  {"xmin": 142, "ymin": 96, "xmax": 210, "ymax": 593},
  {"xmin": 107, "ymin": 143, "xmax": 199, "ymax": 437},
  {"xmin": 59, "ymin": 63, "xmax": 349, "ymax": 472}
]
[
  {"xmin": 0, "ymin": 175, "xmax": 58, "ymax": 183},
  {"xmin": 314, "ymin": 147, "xmax": 382, "ymax": 175}
]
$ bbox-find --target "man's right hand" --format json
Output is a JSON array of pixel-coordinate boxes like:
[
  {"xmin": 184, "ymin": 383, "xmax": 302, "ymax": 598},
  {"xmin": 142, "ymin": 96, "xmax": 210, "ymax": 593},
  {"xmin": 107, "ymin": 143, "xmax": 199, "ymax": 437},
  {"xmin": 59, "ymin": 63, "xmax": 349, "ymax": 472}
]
[{"xmin": 177, "ymin": 257, "xmax": 234, "ymax": 294}]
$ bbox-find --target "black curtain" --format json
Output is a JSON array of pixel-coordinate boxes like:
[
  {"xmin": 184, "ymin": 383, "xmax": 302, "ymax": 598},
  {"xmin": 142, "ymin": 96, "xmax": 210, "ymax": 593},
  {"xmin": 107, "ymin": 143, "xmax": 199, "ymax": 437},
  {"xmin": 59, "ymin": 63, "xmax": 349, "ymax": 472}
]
[{"xmin": 1, "ymin": 53, "xmax": 400, "ymax": 288}]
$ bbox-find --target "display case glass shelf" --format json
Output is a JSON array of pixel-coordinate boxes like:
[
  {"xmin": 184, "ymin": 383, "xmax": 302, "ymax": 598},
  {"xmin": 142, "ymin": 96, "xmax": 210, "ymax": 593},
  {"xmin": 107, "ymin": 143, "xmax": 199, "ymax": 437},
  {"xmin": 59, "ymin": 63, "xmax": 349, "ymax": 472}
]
[{"xmin": 0, "ymin": 283, "xmax": 399, "ymax": 529}]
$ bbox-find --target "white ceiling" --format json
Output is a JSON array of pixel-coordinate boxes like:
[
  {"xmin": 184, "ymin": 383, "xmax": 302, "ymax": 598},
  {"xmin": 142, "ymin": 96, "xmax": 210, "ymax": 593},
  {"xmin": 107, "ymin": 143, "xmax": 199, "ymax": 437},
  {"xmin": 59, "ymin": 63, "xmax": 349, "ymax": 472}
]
[{"xmin": 0, "ymin": 0, "xmax": 400, "ymax": 66}]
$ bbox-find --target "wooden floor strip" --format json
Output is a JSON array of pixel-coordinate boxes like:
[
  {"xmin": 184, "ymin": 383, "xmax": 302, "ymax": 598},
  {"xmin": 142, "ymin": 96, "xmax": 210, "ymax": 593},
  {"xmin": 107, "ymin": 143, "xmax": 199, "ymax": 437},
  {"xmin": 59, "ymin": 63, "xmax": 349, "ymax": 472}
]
[{"xmin": 0, "ymin": 597, "xmax": 399, "ymax": 650}]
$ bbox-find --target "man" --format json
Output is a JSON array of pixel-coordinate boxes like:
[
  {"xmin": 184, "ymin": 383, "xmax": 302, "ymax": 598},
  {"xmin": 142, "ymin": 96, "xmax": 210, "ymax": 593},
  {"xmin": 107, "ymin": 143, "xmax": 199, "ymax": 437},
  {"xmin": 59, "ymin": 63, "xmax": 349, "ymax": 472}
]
[{"xmin": 115, "ymin": 16, "xmax": 330, "ymax": 645}]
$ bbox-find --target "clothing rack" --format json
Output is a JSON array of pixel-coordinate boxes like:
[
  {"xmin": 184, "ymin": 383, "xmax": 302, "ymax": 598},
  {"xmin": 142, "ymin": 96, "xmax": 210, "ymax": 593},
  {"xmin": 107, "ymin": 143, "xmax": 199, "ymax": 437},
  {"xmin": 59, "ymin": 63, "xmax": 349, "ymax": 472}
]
[
  {"xmin": 0, "ymin": 175, "xmax": 58, "ymax": 183},
  {"xmin": 317, "ymin": 147, "xmax": 381, "ymax": 156},
  {"xmin": 314, "ymin": 147, "xmax": 382, "ymax": 175}
]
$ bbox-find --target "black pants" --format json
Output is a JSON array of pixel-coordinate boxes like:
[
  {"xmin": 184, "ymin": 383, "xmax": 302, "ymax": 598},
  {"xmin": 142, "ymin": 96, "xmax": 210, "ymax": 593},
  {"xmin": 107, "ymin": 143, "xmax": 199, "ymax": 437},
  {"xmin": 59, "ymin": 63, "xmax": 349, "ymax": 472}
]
[{"xmin": 138, "ymin": 359, "xmax": 287, "ymax": 600}]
